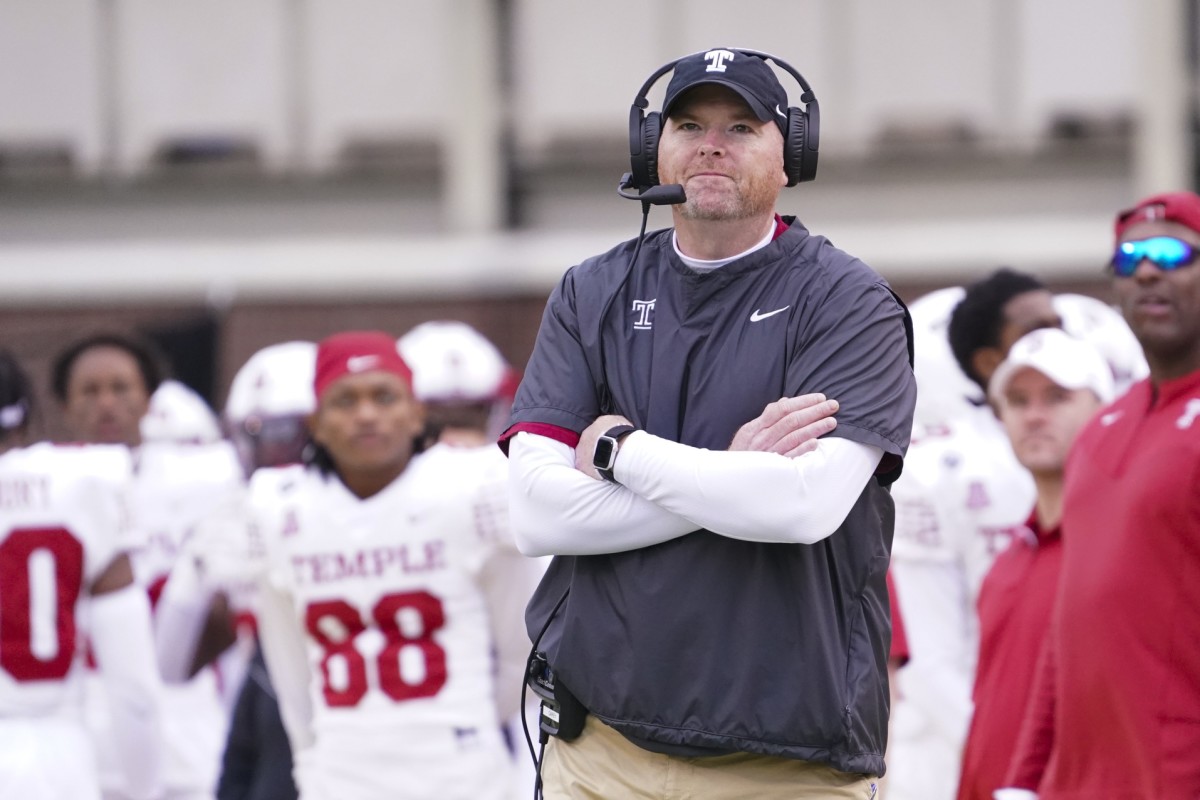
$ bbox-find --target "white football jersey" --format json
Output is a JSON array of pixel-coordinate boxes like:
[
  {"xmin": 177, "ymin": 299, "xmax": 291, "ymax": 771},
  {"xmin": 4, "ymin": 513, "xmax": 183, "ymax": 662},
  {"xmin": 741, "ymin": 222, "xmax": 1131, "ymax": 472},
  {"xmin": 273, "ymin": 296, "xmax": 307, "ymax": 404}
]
[
  {"xmin": 250, "ymin": 443, "xmax": 539, "ymax": 800},
  {"xmin": 128, "ymin": 440, "xmax": 245, "ymax": 594},
  {"xmin": 0, "ymin": 443, "xmax": 132, "ymax": 717},
  {"xmin": 886, "ymin": 405, "xmax": 1036, "ymax": 800},
  {"xmin": 0, "ymin": 443, "xmax": 133, "ymax": 800},
  {"xmin": 88, "ymin": 439, "xmax": 244, "ymax": 800},
  {"xmin": 893, "ymin": 407, "xmax": 1035, "ymax": 591}
]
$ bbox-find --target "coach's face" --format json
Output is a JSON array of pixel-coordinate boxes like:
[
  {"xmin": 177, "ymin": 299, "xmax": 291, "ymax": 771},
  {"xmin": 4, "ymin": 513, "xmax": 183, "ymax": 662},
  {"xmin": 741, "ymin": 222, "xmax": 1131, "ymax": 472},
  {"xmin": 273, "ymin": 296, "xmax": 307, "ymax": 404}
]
[
  {"xmin": 998, "ymin": 368, "xmax": 1102, "ymax": 478},
  {"xmin": 1112, "ymin": 218, "xmax": 1200, "ymax": 381},
  {"xmin": 657, "ymin": 85, "xmax": 787, "ymax": 222},
  {"xmin": 62, "ymin": 345, "xmax": 151, "ymax": 447},
  {"xmin": 309, "ymin": 371, "xmax": 425, "ymax": 479}
]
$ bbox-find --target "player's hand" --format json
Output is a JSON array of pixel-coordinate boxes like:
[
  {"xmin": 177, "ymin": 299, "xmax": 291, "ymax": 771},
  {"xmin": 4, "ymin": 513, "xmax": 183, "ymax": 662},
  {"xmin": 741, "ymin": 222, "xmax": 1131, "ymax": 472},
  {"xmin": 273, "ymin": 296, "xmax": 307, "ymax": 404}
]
[
  {"xmin": 729, "ymin": 394, "xmax": 838, "ymax": 457},
  {"xmin": 575, "ymin": 414, "xmax": 634, "ymax": 479}
]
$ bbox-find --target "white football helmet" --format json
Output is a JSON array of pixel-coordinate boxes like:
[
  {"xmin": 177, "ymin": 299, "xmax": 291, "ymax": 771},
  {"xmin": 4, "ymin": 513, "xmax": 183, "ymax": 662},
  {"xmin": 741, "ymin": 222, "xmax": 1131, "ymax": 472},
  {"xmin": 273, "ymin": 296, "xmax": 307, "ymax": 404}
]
[
  {"xmin": 397, "ymin": 321, "xmax": 509, "ymax": 404},
  {"xmin": 1054, "ymin": 293, "xmax": 1148, "ymax": 399},
  {"xmin": 140, "ymin": 379, "xmax": 222, "ymax": 445},
  {"xmin": 225, "ymin": 341, "xmax": 317, "ymax": 423},
  {"xmin": 224, "ymin": 341, "xmax": 317, "ymax": 473}
]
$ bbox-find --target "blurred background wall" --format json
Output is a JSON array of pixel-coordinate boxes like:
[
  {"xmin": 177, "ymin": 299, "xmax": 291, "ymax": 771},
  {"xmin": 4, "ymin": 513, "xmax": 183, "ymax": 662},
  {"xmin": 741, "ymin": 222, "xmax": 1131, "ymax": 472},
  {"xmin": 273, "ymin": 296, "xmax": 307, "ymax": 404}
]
[{"xmin": 2, "ymin": 0, "xmax": 1197, "ymax": 437}]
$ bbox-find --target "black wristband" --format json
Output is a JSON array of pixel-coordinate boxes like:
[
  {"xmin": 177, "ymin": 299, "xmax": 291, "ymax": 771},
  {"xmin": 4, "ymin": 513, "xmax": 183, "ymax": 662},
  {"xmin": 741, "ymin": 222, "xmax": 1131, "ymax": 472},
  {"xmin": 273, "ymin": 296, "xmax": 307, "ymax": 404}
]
[{"xmin": 592, "ymin": 424, "xmax": 637, "ymax": 483}]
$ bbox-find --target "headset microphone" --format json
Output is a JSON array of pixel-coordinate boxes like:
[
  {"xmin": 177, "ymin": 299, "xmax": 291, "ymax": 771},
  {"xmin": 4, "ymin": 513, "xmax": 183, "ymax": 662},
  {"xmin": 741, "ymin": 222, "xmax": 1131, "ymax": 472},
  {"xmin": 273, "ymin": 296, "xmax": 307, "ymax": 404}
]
[{"xmin": 616, "ymin": 173, "xmax": 686, "ymax": 206}]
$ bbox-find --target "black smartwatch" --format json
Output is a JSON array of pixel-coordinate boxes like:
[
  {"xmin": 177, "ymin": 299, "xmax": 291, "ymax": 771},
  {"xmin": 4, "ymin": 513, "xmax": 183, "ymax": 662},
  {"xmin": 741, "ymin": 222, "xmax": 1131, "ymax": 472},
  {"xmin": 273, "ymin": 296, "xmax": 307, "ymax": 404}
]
[{"xmin": 592, "ymin": 424, "xmax": 636, "ymax": 483}]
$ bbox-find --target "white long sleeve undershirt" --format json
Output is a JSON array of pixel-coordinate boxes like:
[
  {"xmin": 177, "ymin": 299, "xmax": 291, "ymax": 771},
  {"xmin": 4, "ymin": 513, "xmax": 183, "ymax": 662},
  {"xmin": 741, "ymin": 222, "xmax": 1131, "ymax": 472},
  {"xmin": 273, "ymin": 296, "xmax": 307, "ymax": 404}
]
[
  {"xmin": 508, "ymin": 430, "xmax": 882, "ymax": 557},
  {"xmin": 90, "ymin": 584, "xmax": 166, "ymax": 800}
]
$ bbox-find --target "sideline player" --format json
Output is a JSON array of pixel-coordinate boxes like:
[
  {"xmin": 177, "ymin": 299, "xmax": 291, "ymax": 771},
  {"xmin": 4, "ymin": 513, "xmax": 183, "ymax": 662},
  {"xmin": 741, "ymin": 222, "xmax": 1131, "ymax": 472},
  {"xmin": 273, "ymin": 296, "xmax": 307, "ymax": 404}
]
[
  {"xmin": 0, "ymin": 350, "xmax": 164, "ymax": 800},
  {"xmin": 399, "ymin": 320, "xmax": 547, "ymax": 796},
  {"xmin": 53, "ymin": 333, "xmax": 243, "ymax": 800},
  {"xmin": 250, "ymin": 331, "xmax": 538, "ymax": 799},
  {"xmin": 220, "ymin": 341, "xmax": 316, "ymax": 800},
  {"xmin": 153, "ymin": 341, "xmax": 319, "ymax": 800}
]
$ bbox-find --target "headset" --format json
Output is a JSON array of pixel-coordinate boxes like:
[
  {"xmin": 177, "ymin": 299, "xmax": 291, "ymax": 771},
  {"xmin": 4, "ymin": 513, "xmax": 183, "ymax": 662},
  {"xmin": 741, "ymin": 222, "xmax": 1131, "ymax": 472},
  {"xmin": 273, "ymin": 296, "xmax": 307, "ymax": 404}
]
[{"xmin": 620, "ymin": 47, "xmax": 821, "ymax": 203}]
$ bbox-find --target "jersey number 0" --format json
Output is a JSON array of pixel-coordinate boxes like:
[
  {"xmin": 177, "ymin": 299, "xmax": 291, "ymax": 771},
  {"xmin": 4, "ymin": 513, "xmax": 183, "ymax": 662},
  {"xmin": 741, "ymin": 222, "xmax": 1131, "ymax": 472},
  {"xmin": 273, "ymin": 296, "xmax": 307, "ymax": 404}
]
[
  {"xmin": 0, "ymin": 527, "xmax": 85, "ymax": 682},
  {"xmin": 305, "ymin": 590, "xmax": 448, "ymax": 708}
]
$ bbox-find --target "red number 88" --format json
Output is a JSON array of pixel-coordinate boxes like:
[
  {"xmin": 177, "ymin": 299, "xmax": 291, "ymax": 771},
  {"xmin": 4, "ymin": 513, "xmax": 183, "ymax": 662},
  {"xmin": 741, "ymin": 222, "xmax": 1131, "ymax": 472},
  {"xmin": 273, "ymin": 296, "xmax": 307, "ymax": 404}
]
[{"xmin": 304, "ymin": 590, "xmax": 447, "ymax": 708}]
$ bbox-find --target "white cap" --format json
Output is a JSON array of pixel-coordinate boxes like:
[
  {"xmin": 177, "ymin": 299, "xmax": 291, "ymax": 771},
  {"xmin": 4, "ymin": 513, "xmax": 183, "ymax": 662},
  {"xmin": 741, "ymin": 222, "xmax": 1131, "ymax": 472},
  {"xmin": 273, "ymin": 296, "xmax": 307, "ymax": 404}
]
[
  {"xmin": 990, "ymin": 328, "xmax": 1115, "ymax": 405},
  {"xmin": 224, "ymin": 341, "xmax": 317, "ymax": 423},
  {"xmin": 1054, "ymin": 293, "xmax": 1148, "ymax": 398},
  {"xmin": 397, "ymin": 321, "xmax": 508, "ymax": 403},
  {"xmin": 140, "ymin": 380, "xmax": 222, "ymax": 444},
  {"xmin": 909, "ymin": 286, "xmax": 983, "ymax": 427}
]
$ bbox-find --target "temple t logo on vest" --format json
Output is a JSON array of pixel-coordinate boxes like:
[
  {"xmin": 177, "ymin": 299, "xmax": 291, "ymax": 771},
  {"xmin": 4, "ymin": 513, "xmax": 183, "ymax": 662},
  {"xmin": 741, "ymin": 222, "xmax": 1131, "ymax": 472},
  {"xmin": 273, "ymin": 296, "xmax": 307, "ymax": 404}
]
[{"xmin": 632, "ymin": 299, "xmax": 656, "ymax": 330}]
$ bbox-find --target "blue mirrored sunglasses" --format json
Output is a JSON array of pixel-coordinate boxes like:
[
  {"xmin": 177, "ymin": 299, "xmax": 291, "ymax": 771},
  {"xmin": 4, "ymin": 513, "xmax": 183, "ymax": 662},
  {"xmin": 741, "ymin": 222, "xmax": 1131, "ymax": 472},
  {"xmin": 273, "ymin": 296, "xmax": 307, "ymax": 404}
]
[{"xmin": 1111, "ymin": 236, "xmax": 1197, "ymax": 277}]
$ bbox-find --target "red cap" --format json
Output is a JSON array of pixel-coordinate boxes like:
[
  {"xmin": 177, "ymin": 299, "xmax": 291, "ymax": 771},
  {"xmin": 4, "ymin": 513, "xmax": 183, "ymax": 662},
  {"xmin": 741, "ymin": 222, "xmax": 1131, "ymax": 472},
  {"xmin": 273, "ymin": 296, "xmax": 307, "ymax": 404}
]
[
  {"xmin": 1113, "ymin": 191, "xmax": 1200, "ymax": 242},
  {"xmin": 314, "ymin": 331, "xmax": 412, "ymax": 401}
]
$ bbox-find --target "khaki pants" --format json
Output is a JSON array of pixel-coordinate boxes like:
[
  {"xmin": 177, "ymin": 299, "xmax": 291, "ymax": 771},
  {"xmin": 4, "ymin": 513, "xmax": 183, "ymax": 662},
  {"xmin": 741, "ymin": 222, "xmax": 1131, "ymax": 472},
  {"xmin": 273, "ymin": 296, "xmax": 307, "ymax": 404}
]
[{"xmin": 540, "ymin": 717, "xmax": 879, "ymax": 799}]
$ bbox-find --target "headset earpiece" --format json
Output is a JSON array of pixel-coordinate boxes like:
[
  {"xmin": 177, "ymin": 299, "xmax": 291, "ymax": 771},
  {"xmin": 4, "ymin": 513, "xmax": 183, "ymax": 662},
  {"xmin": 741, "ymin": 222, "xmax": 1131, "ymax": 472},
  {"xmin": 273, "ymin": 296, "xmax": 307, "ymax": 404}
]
[
  {"xmin": 796, "ymin": 96, "xmax": 819, "ymax": 185},
  {"xmin": 784, "ymin": 96, "xmax": 819, "ymax": 185},
  {"xmin": 639, "ymin": 111, "xmax": 662, "ymax": 188},
  {"xmin": 628, "ymin": 79, "xmax": 667, "ymax": 191},
  {"xmin": 784, "ymin": 107, "xmax": 806, "ymax": 187}
]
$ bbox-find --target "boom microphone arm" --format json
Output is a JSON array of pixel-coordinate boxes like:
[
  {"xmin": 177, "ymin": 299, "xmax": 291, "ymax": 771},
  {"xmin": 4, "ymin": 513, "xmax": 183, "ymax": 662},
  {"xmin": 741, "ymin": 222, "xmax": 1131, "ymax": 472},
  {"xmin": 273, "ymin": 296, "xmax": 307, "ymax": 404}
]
[{"xmin": 617, "ymin": 173, "xmax": 686, "ymax": 207}]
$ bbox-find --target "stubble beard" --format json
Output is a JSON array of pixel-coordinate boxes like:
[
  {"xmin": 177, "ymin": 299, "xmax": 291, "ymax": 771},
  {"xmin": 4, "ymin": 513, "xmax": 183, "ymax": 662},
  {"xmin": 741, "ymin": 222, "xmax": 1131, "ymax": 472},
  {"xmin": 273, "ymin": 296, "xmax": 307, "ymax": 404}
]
[{"xmin": 676, "ymin": 181, "xmax": 775, "ymax": 222}]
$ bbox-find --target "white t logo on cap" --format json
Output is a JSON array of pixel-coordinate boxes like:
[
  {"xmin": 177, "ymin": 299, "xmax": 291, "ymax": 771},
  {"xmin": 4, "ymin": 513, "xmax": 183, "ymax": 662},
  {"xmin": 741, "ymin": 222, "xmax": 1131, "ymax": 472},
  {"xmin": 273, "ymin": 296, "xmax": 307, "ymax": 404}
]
[{"xmin": 705, "ymin": 49, "xmax": 736, "ymax": 73}]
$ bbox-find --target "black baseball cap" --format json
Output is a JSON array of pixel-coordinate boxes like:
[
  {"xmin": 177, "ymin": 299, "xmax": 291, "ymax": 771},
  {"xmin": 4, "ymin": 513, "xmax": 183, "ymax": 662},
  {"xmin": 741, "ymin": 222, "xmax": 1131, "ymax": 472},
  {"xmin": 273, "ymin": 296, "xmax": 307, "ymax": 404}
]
[{"xmin": 662, "ymin": 48, "xmax": 789, "ymax": 134}]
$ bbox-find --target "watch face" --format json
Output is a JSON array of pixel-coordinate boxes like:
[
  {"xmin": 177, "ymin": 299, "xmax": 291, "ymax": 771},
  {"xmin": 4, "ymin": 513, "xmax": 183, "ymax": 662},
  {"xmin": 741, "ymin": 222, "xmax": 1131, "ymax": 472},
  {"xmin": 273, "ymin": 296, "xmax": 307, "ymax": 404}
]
[{"xmin": 593, "ymin": 436, "xmax": 617, "ymax": 470}]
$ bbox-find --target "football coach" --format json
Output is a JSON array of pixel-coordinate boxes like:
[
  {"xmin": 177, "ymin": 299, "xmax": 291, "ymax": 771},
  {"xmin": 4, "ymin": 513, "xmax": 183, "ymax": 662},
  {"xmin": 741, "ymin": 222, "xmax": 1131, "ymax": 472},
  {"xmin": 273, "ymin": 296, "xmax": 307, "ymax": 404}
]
[{"xmin": 501, "ymin": 47, "xmax": 917, "ymax": 800}]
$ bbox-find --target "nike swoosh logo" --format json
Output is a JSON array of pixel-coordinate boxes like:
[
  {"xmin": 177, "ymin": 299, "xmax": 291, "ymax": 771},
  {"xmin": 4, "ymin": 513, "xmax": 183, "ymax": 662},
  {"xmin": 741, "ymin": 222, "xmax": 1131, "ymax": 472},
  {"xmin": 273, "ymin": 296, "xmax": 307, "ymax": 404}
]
[
  {"xmin": 775, "ymin": 104, "xmax": 788, "ymax": 119},
  {"xmin": 750, "ymin": 306, "xmax": 790, "ymax": 322},
  {"xmin": 1100, "ymin": 410, "xmax": 1124, "ymax": 426},
  {"xmin": 346, "ymin": 354, "xmax": 381, "ymax": 372}
]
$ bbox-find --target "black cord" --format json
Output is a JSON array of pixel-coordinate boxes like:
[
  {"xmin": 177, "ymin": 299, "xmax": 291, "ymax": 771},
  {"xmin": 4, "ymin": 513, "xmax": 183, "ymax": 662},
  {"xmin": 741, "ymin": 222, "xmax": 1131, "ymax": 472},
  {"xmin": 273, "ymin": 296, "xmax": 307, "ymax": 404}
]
[
  {"xmin": 520, "ymin": 587, "xmax": 571, "ymax": 799},
  {"xmin": 534, "ymin": 739, "xmax": 547, "ymax": 800},
  {"xmin": 523, "ymin": 197, "xmax": 654, "ymax": 799},
  {"xmin": 594, "ymin": 201, "xmax": 653, "ymax": 414}
]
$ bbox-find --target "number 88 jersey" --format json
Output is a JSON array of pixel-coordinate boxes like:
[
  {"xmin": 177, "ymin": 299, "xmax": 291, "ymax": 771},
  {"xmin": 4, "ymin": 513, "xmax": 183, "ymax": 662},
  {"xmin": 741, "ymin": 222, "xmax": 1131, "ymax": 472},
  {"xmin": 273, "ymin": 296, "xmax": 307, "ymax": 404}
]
[
  {"xmin": 0, "ymin": 443, "xmax": 132, "ymax": 717},
  {"xmin": 248, "ymin": 444, "xmax": 521, "ymax": 800}
]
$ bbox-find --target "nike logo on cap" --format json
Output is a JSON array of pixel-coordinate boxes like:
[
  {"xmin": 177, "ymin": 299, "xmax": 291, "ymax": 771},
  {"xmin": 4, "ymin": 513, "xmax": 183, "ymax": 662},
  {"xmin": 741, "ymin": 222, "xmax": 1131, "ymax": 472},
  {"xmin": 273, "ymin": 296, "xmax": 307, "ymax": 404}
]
[
  {"xmin": 775, "ymin": 104, "xmax": 787, "ymax": 119},
  {"xmin": 750, "ymin": 306, "xmax": 790, "ymax": 322},
  {"xmin": 346, "ymin": 354, "xmax": 381, "ymax": 372}
]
